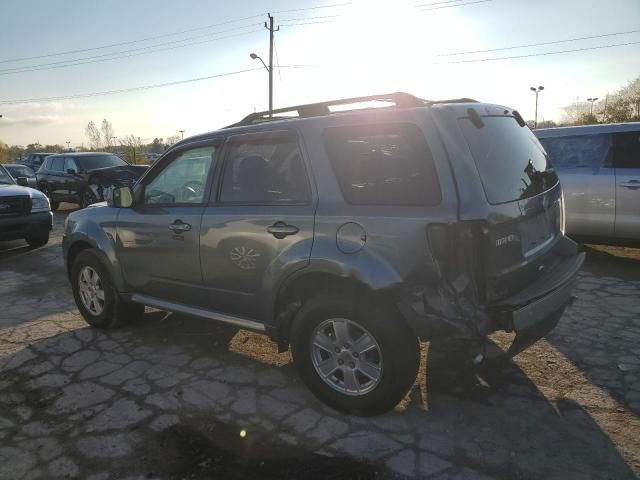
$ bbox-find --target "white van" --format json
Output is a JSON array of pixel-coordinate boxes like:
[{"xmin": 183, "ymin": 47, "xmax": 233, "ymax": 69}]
[{"xmin": 536, "ymin": 123, "xmax": 640, "ymax": 245}]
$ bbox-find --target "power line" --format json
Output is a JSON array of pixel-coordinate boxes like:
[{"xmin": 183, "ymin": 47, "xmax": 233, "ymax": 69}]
[
  {"xmin": 0, "ymin": 23, "xmax": 262, "ymax": 74},
  {"xmin": 272, "ymin": 2, "xmax": 351, "ymax": 14},
  {"xmin": 437, "ymin": 29, "xmax": 640, "ymax": 56},
  {"xmin": 0, "ymin": 3, "xmax": 350, "ymax": 65},
  {"xmin": 279, "ymin": 14, "xmax": 341, "ymax": 23},
  {"xmin": 418, "ymin": 0, "xmax": 491, "ymax": 11},
  {"xmin": 280, "ymin": 20, "xmax": 338, "ymax": 27},
  {"xmin": 0, "ymin": 29, "xmax": 262, "ymax": 76},
  {"xmin": 415, "ymin": 0, "xmax": 470, "ymax": 7},
  {"xmin": 436, "ymin": 40, "xmax": 640, "ymax": 64},
  {"xmin": 0, "ymin": 14, "xmax": 267, "ymax": 65},
  {"xmin": 0, "ymin": 65, "xmax": 315, "ymax": 105}
]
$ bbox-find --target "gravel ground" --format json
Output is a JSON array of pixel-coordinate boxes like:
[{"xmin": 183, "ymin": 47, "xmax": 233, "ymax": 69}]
[{"xmin": 0, "ymin": 205, "xmax": 639, "ymax": 479}]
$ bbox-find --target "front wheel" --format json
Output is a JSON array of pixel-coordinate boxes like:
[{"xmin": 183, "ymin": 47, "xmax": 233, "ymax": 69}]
[
  {"xmin": 80, "ymin": 189, "xmax": 98, "ymax": 209},
  {"xmin": 39, "ymin": 184, "xmax": 59, "ymax": 211},
  {"xmin": 71, "ymin": 249, "xmax": 144, "ymax": 329},
  {"xmin": 291, "ymin": 293, "xmax": 420, "ymax": 416},
  {"xmin": 26, "ymin": 232, "xmax": 49, "ymax": 248}
]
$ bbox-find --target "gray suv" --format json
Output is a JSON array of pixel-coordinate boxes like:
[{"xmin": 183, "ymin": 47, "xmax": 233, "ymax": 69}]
[{"xmin": 62, "ymin": 93, "xmax": 584, "ymax": 415}]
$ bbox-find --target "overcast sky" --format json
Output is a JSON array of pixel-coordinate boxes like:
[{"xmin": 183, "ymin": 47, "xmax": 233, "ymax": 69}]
[{"xmin": 0, "ymin": 0, "xmax": 639, "ymax": 146}]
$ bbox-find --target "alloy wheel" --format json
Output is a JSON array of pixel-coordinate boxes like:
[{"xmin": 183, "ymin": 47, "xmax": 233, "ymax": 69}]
[
  {"xmin": 310, "ymin": 318, "xmax": 383, "ymax": 396},
  {"xmin": 78, "ymin": 266, "xmax": 105, "ymax": 316}
]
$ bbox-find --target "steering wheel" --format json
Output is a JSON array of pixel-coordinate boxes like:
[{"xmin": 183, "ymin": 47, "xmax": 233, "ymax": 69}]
[{"xmin": 181, "ymin": 181, "xmax": 204, "ymax": 202}]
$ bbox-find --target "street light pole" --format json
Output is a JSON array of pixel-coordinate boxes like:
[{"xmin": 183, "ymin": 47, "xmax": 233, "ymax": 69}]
[
  {"xmin": 179, "ymin": 130, "xmax": 185, "ymax": 140},
  {"xmin": 530, "ymin": 86, "xmax": 544, "ymax": 129},
  {"xmin": 587, "ymin": 97, "xmax": 599, "ymax": 116},
  {"xmin": 66, "ymin": 141, "xmax": 70, "ymax": 150}
]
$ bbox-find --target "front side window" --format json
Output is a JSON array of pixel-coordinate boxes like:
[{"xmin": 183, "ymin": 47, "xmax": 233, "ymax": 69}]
[
  {"xmin": 64, "ymin": 157, "xmax": 79, "ymax": 173},
  {"xmin": 144, "ymin": 145, "xmax": 216, "ymax": 205},
  {"xmin": 50, "ymin": 157, "xmax": 65, "ymax": 172},
  {"xmin": 219, "ymin": 132, "xmax": 311, "ymax": 204},
  {"xmin": 612, "ymin": 131, "xmax": 640, "ymax": 168},
  {"xmin": 323, "ymin": 123, "xmax": 441, "ymax": 206},
  {"xmin": 538, "ymin": 134, "xmax": 612, "ymax": 169}
]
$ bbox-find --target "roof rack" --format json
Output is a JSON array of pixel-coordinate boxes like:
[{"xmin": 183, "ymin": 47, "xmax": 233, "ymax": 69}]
[{"xmin": 228, "ymin": 92, "xmax": 478, "ymax": 127}]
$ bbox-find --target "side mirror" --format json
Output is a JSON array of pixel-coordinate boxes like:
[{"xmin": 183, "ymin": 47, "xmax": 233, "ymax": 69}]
[
  {"xmin": 16, "ymin": 177, "xmax": 29, "ymax": 187},
  {"xmin": 66, "ymin": 168, "xmax": 77, "ymax": 175},
  {"xmin": 109, "ymin": 186, "xmax": 134, "ymax": 208}
]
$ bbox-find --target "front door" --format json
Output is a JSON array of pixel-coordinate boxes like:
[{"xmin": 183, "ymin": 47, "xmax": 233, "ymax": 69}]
[
  {"xmin": 116, "ymin": 142, "xmax": 219, "ymax": 306},
  {"xmin": 613, "ymin": 131, "xmax": 640, "ymax": 240},
  {"xmin": 200, "ymin": 130, "xmax": 315, "ymax": 320}
]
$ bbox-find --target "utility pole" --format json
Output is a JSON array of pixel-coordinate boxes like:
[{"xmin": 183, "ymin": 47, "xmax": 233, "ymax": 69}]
[
  {"xmin": 265, "ymin": 14, "xmax": 279, "ymax": 117},
  {"xmin": 179, "ymin": 130, "xmax": 185, "ymax": 140}
]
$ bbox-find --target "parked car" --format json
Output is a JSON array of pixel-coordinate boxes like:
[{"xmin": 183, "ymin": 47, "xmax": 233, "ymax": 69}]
[
  {"xmin": 63, "ymin": 93, "xmax": 584, "ymax": 415},
  {"xmin": 20, "ymin": 152, "xmax": 55, "ymax": 172},
  {"xmin": 536, "ymin": 122, "xmax": 640, "ymax": 245},
  {"xmin": 36, "ymin": 152, "xmax": 148, "ymax": 210},
  {"xmin": 4, "ymin": 164, "xmax": 37, "ymax": 188},
  {"xmin": 0, "ymin": 163, "xmax": 52, "ymax": 247}
]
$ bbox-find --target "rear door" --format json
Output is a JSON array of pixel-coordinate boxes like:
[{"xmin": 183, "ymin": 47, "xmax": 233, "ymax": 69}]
[
  {"xmin": 199, "ymin": 130, "xmax": 315, "ymax": 320},
  {"xmin": 612, "ymin": 130, "xmax": 640, "ymax": 240},
  {"xmin": 457, "ymin": 111, "xmax": 564, "ymax": 303},
  {"xmin": 537, "ymin": 133, "xmax": 615, "ymax": 238},
  {"xmin": 116, "ymin": 141, "xmax": 219, "ymax": 306}
]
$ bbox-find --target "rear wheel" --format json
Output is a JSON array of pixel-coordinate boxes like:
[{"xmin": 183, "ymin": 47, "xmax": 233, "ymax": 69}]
[
  {"xmin": 71, "ymin": 249, "xmax": 144, "ymax": 328},
  {"xmin": 291, "ymin": 293, "xmax": 419, "ymax": 416}
]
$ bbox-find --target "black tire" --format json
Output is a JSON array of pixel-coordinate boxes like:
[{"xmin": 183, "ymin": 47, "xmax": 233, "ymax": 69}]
[
  {"xmin": 39, "ymin": 183, "xmax": 59, "ymax": 211},
  {"xmin": 71, "ymin": 249, "xmax": 144, "ymax": 329},
  {"xmin": 291, "ymin": 292, "xmax": 420, "ymax": 416},
  {"xmin": 25, "ymin": 232, "xmax": 49, "ymax": 248},
  {"xmin": 80, "ymin": 189, "xmax": 97, "ymax": 209}
]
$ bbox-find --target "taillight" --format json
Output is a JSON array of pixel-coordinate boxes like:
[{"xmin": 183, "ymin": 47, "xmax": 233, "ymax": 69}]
[{"xmin": 559, "ymin": 191, "xmax": 566, "ymax": 235}]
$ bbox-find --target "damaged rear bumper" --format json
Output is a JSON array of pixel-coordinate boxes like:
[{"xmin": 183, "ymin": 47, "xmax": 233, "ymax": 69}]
[{"xmin": 398, "ymin": 237, "xmax": 585, "ymax": 357}]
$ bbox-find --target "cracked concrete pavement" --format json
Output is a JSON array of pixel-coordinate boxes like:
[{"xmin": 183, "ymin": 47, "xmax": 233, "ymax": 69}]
[{"xmin": 1, "ymin": 207, "xmax": 639, "ymax": 479}]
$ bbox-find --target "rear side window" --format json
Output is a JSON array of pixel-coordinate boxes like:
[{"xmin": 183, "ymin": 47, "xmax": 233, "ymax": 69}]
[
  {"xmin": 459, "ymin": 116, "xmax": 558, "ymax": 204},
  {"xmin": 612, "ymin": 131, "xmax": 640, "ymax": 168},
  {"xmin": 50, "ymin": 157, "xmax": 65, "ymax": 172},
  {"xmin": 323, "ymin": 123, "xmax": 441, "ymax": 206},
  {"xmin": 220, "ymin": 131, "xmax": 311, "ymax": 204},
  {"xmin": 538, "ymin": 134, "xmax": 612, "ymax": 169}
]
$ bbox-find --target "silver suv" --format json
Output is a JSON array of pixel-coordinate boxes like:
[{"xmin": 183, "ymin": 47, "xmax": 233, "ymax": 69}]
[{"xmin": 63, "ymin": 93, "xmax": 584, "ymax": 415}]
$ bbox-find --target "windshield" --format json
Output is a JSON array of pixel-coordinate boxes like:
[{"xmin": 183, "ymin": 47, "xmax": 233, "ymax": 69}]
[
  {"xmin": 0, "ymin": 165, "xmax": 15, "ymax": 184},
  {"xmin": 459, "ymin": 116, "xmax": 558, "ymax": 204},
  {"xmin": 6, "ymin": 165, "xmax": 35, "ymax": 178},
  {"xmin": 77, "ymin": 154, "xmax": 127, "ymax": 171}
]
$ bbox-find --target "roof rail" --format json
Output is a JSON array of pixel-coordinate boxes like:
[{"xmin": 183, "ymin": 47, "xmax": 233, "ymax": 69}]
[
  {"xmin": 227, "ymin": 93, "xmax": 480, "ymax": 128},
  {"xmin": 230, "ymin": 92, "xmax": 428, "ymax": 127}
]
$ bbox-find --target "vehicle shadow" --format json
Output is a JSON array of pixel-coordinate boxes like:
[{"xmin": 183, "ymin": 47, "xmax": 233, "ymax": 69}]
[{"xmin": 0, "ymin": 311, "xmax": 636, "ymax": 479}]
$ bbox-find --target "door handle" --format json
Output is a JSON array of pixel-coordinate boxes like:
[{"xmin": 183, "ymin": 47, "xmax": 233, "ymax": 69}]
[
  {"xmin": 620, "ymin": 180, "xmax": 640, "ymax": 189},
  {"xmin": 168, "ymin": 220, "xmax": 192, "ymax": 233},
  {"xmin": 267, "ymin": 221, "xmax": 299, "ymax": 239}
]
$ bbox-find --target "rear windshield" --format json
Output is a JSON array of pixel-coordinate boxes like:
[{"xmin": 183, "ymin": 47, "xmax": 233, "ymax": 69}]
[
  {"xmin": 6, "ymin": 165, "xmax": 35, "ymax": 177},
  {"xmin": 78, "ymin": 155, "xmax": 127, "ymax": 171},
  {"xmin": 323, "ymin": 123, "xmax": 441, "ymax": 206},
  {"xmin": 459, "ymin": 116, "xmax": 558, "ymax": 204}
]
